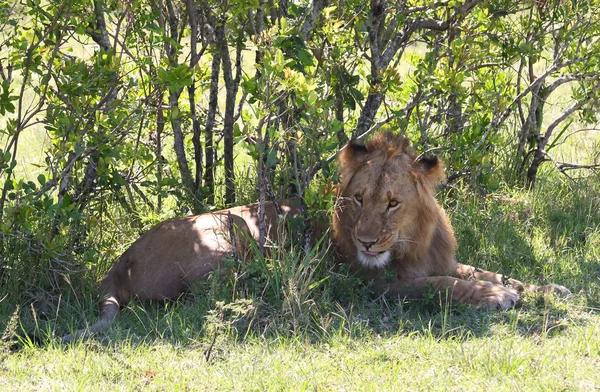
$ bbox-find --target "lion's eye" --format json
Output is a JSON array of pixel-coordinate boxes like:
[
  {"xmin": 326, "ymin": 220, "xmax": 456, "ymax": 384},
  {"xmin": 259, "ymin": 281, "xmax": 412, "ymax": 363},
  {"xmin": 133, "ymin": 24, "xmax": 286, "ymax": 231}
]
[
  {"xmin": 388, "ymin": 200, "xmax": 400, "ymax": 209},
  {"xmin": 353, "ymin": 194, "xmax": 363, "ymax": 205}
]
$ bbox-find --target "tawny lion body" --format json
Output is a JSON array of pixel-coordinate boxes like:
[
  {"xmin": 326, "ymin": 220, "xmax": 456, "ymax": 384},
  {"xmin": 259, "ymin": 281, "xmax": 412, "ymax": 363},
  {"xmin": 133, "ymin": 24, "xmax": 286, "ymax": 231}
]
[
  {"xmin": 332, "ymin": 132, "xmax": 570, "ymax": 308},
  {"xmin": 63, "ymin": 131, "xmax": 570, "ymax": 342},
  {"xmin": 62, "ymin": 202, "xmax": 299, "ymax": 342}
]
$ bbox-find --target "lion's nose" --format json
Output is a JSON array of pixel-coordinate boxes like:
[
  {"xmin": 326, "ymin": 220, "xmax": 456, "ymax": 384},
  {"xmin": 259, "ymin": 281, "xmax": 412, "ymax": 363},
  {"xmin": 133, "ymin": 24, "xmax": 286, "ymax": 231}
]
[{"xmin": 357, "ymin": 237, "xmax": 377, "ymax": 249}]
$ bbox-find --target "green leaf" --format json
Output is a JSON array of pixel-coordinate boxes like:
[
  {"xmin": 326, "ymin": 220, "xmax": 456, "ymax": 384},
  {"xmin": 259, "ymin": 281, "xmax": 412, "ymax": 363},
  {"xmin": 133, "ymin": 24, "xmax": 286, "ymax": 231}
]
[
  {"xmin": 307, "ymin": 90, "xmax": 318, "ymax": 106},
  {"xmin": 266, "ymin": 149, "xmax": 277, "ymax": 167},
  {"xmin": 547, "ymin": 120, "xmax": 573, "ymax": 152},
  {"xmin": 308, "ymin": 275, "xmax": 330, "ymax": 290},
  {"xmin": 297, "ymin": 48, "xmax": 314, "ymax": 66},
  {"xmin": 111, "ymin": 171, "xmax": 127, "ymax": 185}
]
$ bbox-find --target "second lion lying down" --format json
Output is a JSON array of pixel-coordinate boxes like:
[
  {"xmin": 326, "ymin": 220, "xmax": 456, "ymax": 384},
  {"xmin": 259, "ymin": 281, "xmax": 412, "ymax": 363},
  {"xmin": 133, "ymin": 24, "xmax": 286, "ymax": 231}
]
[{"xmin": 63, "ymin": 132, "xmax": 571, "ymax": 342}]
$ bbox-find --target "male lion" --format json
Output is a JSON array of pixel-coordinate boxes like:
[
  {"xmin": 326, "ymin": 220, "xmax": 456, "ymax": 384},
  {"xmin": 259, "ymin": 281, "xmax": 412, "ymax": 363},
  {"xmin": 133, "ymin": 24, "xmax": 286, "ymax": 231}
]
[
  {"xmin": 333, "ymin": 131, "xmax": 571, "ymax": 308},
  {"xmin": 63, "ymin": 131, "xmax": 570, "ymax": 342}
]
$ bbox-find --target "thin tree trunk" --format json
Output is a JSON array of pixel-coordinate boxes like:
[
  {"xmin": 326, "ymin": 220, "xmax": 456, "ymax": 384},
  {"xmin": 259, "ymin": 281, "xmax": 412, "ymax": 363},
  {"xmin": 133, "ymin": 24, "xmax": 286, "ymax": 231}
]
[
  {"xmin": 75, "ymin": 0, "xmax": 117, "ymax": 208},
  {"xmin": 353, "ymin": 0, "xmax": 386, "ymax": 137},
  {"xmin": 204, "ymin": 52, "xmax": 220, "ymax": 205},
  {"xmin": 216, "ymin": 20, "xmax": 240, "ymax": 205},
  {"xmin": 299, "ymin": 0, "xmax": 329, "ymax": 40},
  {"xmin": 64, "ymin": 0, "xmax": 118, "ymax": 245},
  {"xmin": 189, "ymin": 82, "xmax": 203, "ymax": 193},
  {"xmin": 156, "ymin": 97, "xmax": 165, "ymax": 212},
  {"xmin": 355, "ymin": 92, "xmax": 384, "ymax": 137},
  {"xmin": 186, "ymin": 0, "xmax": 206, "ymax": 204},
  {"xmin": 353, "ymin": 1, "xmax": 479, "ymax": 137},
  {"xmin": 164, "ymin": 0, "xmax": 195, "ymax": 201},
  {"xmin": 169, "ymin": 88, "xmax": 195, "ymax": 194},
  {"xmin": 256, "ymin": 118, "xmax": 267, "ymax": 256}
]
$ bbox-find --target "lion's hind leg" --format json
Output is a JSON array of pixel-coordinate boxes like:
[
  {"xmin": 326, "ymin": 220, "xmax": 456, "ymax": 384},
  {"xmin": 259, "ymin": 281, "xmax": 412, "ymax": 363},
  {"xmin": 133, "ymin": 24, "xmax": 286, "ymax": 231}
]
[
  {"xmin": 61, "ymin": 296, "xmax": 120, "ymax": 343},
  {"xmin": 61, "ymin": 265, "xmax": 127, "ymax": 343}
]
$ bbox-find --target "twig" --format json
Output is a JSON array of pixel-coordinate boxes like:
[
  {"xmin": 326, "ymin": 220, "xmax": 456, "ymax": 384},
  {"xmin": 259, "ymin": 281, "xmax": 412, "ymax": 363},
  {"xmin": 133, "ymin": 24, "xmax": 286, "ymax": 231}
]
[
  {"xmin": 476, "ymin": 56, "xmax": 594, "ymax": 150},
  {"xmin": 204, "ymin": 330, "xmax": 217, "ymax": 362},
  {"xmin": 443, "ymin": 170, "xmax": 471, "ymax": 186},
  {"xmin": 558, "ymin": 162, "xmax": 600, "ymax": 172},
  {"xmin": 307, "ymin": 116, "xmax": 393, "ymax": 179},
  {"xmin": 560, "ymin": 127, "xmax": 600, "ymax": 141},
  {"xmin": 264, "ymin": 175, "xmax": 283, "ymax": 216},
  {"xmin": 227, "ymin": 211, "xmax": 240, "ymax": 264},
  {"xmin": 291, "ymin": 139, "xmax": 312, "ymax": 254},
  {"xmin": 534, "ymin": 148, "xmax": 600, "ymax": 180}
]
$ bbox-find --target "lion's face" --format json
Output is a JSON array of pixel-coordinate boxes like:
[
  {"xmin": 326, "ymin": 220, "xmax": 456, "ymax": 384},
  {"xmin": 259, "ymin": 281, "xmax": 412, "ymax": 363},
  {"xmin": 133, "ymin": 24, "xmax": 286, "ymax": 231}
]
[{"xmin": 336, "ymin": 132, "xmax": 444, "ymax": 269}]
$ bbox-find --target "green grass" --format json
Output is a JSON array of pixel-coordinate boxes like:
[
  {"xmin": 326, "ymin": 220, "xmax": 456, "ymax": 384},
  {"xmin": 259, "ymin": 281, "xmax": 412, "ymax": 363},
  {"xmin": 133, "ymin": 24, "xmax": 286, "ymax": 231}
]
[
  {"xmin": 2, "ymin": 174, "xmax": 600, "ymax": 390},
  {"xmin": 2, "ymin": 323, "xmax": 599, "ymax": 391},
  {"xmin": 2, "ymin": 304, "xmax": 599, "ymax": 390}
]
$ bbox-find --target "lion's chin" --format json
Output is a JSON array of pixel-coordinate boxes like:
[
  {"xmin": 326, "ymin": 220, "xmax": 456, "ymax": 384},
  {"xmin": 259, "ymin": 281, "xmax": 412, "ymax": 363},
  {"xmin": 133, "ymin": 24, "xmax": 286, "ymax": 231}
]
[{"xmin": 356, "ymin": 250, "xmax": 391, "ymax": 269}]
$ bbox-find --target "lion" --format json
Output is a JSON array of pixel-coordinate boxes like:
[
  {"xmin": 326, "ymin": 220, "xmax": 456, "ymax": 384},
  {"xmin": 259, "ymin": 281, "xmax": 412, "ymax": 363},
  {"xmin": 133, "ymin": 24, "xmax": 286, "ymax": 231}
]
[
  {"xmin": 62, "ymin": 202, "xmax": 301, "ymax": 342},
  {"xmin": 332, "ymin": 131, "xmax": 571, "ymax": 308},
  {"xmin": 63, "ymin": 131, "xmax": 571, "ymax": 342}
]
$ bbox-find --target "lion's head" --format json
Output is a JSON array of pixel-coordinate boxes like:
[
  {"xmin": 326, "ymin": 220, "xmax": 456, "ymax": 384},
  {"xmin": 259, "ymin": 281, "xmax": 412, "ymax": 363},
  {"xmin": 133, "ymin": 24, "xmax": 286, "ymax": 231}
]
[{"xmin": 333, "ymin": 132, "xmax": 451, "ymax": 270}]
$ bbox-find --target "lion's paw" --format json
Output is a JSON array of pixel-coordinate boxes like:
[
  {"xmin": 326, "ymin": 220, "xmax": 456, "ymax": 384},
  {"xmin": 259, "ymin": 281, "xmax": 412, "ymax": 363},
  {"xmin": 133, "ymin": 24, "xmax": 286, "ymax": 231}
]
[{"xmin": 475, "ymin": 282, "xmax": 520, "ymax": 310}]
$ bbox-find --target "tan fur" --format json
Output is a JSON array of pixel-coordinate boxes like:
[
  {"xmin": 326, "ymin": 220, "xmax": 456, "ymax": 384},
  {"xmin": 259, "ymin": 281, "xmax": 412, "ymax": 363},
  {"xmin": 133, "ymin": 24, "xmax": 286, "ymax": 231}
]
[
  {"xmin": 332, "ymin": 132, "xmax": 571, "ymax": 308},
  {"xmin": 63, "ymin": 132, "xmax": 572, "ymax": 342},
  {"xmin": 62, "ymin": 202, "xmax": 300, "ymax": 342}
]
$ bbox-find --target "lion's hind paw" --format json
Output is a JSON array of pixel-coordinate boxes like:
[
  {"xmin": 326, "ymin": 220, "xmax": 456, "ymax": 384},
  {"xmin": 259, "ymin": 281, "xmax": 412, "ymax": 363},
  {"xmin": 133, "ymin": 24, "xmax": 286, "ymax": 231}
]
[
  {"xmin": 539, "ymin": 284, "xmax": 573, "ymax": 300},
  {"xmin": 477, "ymin": 283, "xmax": 520, "ymax": 311}
]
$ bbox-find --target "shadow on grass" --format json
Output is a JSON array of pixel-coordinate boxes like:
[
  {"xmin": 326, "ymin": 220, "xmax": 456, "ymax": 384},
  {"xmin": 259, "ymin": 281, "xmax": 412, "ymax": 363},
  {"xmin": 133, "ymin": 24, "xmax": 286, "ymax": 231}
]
[
  {"xmin": 450, "ymin": 184, "xmax": 600, "ymax": 306},
  {"xmin": 3, "ymin": 270, "xmax": 590, "ymax": 356},
  {"xmin": 5, "ymin": 182, "xmax": 600, "ymax": 351}
]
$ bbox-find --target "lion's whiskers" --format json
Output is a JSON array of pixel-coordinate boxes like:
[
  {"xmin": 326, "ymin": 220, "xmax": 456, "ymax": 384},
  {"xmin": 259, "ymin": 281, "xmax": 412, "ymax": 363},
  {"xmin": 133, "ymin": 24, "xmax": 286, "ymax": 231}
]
[{"xmin": 389, "ymin": 236, "xmax": 417, "ymax": 254}]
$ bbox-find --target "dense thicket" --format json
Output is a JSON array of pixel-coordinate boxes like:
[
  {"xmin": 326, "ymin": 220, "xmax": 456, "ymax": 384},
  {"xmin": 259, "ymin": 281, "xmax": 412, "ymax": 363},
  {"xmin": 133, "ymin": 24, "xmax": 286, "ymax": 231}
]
[{"xmin": 1, "ymin": 0, "xmax": 600, "ymax": 295}]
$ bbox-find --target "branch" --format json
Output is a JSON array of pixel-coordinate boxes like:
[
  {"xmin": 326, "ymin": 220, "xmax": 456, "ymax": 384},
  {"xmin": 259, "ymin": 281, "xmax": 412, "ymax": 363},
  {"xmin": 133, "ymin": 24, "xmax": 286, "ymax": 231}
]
[
  {"xmin": 404, "ymin": 1, "xmax": 451, "ymax": 14},
  {"xmin": 474, "ymin": 57, "xmax": 591, "ymax": 149},
  {"xmin": 559, "ymin": 162, "xmax": 600, "ymax": 172},
  {"xmin": 380, "ymin": 24, "xmax": 414, "ymax": 68},
  {"xmin": 541, "ymin": 80, "xmax": 600, "ymax": 144},
  {"xmin": 411, "ymin": 0, "xmax": 484, "ymax": 32},
  {"xmin": 264, "ymin": 175, "xmax": 283, "ymax": 215},
  {"xmin": 300, "ymin": 0, "xmax": 329, "ymax": 40},
  {"xmin": 87, "ymin": 0, "xmax": 112, "ymax": 51},
  {"xmin": 310, "ymin": 91, "xmax": 434, "ymax": 178},
  {"xmin": 187, "ymin": 0, "xmax": 203, "ymax": 67},
  {"xmin": 536, "ymin": 148, "xmax": 600, "ymax": 180},
  {"xmin": 545, "ymin": 72, "xmax": 600, "ymax": 95},
  {"xmin": 412, "ymin": 17, "xmax": 448, "ymax": 31}
]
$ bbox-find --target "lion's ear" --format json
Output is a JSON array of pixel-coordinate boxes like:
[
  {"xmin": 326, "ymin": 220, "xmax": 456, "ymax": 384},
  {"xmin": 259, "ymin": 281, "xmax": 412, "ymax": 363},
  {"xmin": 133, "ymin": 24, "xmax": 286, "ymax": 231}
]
[
  {"xmin": 413, "ymin": 155, "xmax": 445, "ymax": 185},
  {"xmin": 337, "ymin": 139, "xmax": 369, "ymax": 195},
  {"xmin": 339, "ymin": 139, "xmax": 369, "ymax": 170}
]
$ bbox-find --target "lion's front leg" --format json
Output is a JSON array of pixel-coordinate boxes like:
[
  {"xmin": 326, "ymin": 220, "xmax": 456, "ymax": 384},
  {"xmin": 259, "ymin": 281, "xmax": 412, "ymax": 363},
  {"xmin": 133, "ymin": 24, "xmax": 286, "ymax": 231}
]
[
  {"xmin": 455, "ymin": 263, "xmax": 572, "ymax": 298},
  {"xmin": 372, "ymin": 276, "xmax": 519, "ymax": 310}
]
